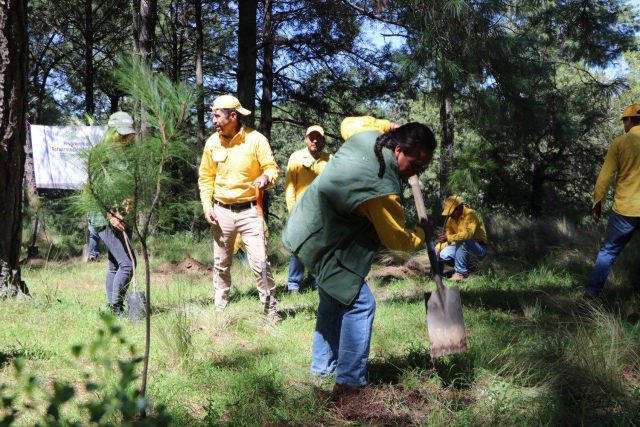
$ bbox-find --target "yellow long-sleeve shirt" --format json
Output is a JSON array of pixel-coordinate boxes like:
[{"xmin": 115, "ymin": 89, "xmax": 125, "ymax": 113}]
[
  {"xmin": 285, "ymin": 148, "xmax": 331, "ymax": 212},
  {"xmin": 355, "ymin": 195, "xmax": 425, "ymax": 251},
  {"xmin": 198, "ymin": 126, "xmax": 279, "ymax": 210},
  {"xmin": 593, "ymin": 125, "xmax": 640, "ymax": 216},
  {"xmin": 445, "ymin": 207, "xmax": 487, "ymax": 245}
]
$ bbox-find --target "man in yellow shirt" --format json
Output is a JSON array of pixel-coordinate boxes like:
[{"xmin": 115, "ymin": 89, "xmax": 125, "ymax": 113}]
[
  {"xmin": 284, "ymin": 125, "xmax": 331, "ymax": 292},
  {"xmin": 586, "ymin": 104, "xmax": 640, "ymax": 296},
  {"xmin": 198, "ymin": 95, "xmax": 280, "ymax": 318},
  {"xmin": 436, "ymin": 195, "xmax": 488, "ymax": 281}
]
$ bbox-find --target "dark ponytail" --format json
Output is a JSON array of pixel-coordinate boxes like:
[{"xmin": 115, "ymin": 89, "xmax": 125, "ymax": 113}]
[{"xmin": 374, "ymin": 122, "xmax": 437, "ymax": 178}]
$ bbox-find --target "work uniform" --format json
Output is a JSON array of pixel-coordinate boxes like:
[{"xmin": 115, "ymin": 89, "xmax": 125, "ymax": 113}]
[
  {"xmin": 284, "ymin": 147, "xmax": 331, "ymax": 291},
  {"xmin": 587, "ymin": 125, "xmax": 640, "ymax": 295},
  {"xmin": 439, "ymin": 207, "xmax": 488, "ymax": 276},
  {"xmin": 283, "ymin": 117, "xmax": 425, "ymax": 387},
  {"xmin": 198, "ymin": 125, "xmax": 279, "ymax": 312}
]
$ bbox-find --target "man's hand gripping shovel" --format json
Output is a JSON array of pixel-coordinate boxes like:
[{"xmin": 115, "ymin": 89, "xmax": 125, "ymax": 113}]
[{"xmin": 408, "ymin": 175, "xmax": 468, "ymax": 357}]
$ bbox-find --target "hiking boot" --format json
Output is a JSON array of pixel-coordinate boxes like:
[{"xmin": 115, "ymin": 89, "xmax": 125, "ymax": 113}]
[{"xmin": 449, "ymin": 272, "xmax": 469, "ymax": 282}]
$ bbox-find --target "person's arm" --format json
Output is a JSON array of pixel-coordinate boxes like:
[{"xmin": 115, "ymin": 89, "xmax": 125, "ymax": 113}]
[
  {"xmin": 254, "ymin": 135, "xmax": 279, "ymax": 189},
  {"xmin": 447, "ymin": 212, "xmax": 478, "ymax": 243},
  {"xmin": 285, "ymin": 155, "xmax": 298, "ymax": 212},
  {"xmin": 592, "ymin": 139, "xmax": 619, "ymax": 221},
  {"xmin": 340, "ymin": 116, "xmax": 393, "ymax": 141},
  {"xmin": 198, "ymin": 142, "xmax": 217, "ymax": 224},
  {"xmin": 355, "ymin": 194, "xmax": 425, "ymax": 251}
]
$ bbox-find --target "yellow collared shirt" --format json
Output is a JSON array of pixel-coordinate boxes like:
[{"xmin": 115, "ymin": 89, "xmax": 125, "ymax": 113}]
[
  {"xmin": 445, "ymin": 207, "xmax": 488, "ymax": 245},
  {"xmin": 198, "ymin": 125, "xmax": 279, "ymax": 210},
  {"xmin": 285, "ymin": 148, "xmax": 331, "ymax": 211},
  {"xmin": 341, "ymin": 116, "xmax": 392, "ymax": 141},
  {"xmin": 593, "ymin": 126, "xmax": 640, "ymax": 216},
  {"xmin": 355, "ymin": 195, "xmax": 425, "ymax": 251}
]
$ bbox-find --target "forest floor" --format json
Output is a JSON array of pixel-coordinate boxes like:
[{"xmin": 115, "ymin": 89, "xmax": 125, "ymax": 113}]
[{"xmin": 2, "ymin": 217, "xmax": 640, "ymax": 426}]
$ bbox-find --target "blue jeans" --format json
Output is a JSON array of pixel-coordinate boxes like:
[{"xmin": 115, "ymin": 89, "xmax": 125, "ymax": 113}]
[
  {"xmin": 99, "ymin": 226, "xmax": 135, "ymax": 307},
  {"xmin": 587, "ymin": 211, "xmax": 640, "ymax": 295},
  {"xmin": 440, "ymin": 239, "xmax": 488, "ymax": 275},
  {"xmin": 88, "ymin": 224, "xmax": 101, "ymax": 258},
  {"xmin": 286, "ymin": 255, "xmax": 317, "ymax": 291},
  {"xmin": 310, "ymin": 283, "xmax": 375, "ymax": 387}
]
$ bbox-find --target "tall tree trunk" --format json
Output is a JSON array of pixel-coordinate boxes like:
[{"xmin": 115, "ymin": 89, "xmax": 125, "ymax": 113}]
[
  {"xmin": 24, "ymin": 122, "xmax": 41, "ymax": 259},
  {"xmin": 137, "ymin": 0, "xmax": 156, "ymax": 64},
  {"xmin": 0, "ymin": 0, "xmax": 30, "ymax": 298},
  {"xmin": 84, "ymin": 0, "xmax": 94, "ymax": 114},
  {"xmin": 237, "ymin": 0, "xmax": 257, "ymax": 128},
  {"xmin": 134, "ymin": 0, "xmax": 156, "ymax": 135},
  {"xmin": 438, "ymin": 86, "xmax": 454, "ymax": 204},
  {"xmin": 194, "ymin": 0, "xmax": 205, "ymax": 149},
  {"xmin": 259, "ymin": 0, "xmax": 273, "ymax": 141}
]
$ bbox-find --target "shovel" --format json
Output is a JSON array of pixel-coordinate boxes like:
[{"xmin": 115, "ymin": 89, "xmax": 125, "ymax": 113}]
[
  {"xmin": 255, "ymin": 186, "xmax": 272, "ymax": 315},
  {"xmin": 408, "ymin": 175, "xmax": 468, "ymax": 357}
]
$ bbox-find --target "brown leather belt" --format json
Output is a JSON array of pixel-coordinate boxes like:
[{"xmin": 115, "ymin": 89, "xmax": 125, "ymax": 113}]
[{"xmin": 214, "ymin": 200, "xmax": 256, "ymax": 212}]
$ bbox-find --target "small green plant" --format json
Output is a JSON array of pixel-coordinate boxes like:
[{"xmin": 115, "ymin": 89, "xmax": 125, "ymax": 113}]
[{"xmin": 0, "ymin": 314, "xmax": 171, "ymax": 426}]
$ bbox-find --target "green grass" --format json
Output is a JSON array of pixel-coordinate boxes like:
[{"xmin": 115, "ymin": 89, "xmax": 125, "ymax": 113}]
[{"xmin": 2, "ymin": 217, "xmax": 640, "ymax": 425}]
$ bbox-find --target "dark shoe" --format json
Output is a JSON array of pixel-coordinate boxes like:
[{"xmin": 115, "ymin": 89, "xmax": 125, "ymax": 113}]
[
  {"xmin": 88, "ymin": 255, "xmax": 99, "ymax": 262},
  {"xmin": 107, "ymin": 304, "xmax": 124, "ymax": 316},
  {"xmin": 582, "ymin": 290, "xmax": 599, "ymax": 301}
]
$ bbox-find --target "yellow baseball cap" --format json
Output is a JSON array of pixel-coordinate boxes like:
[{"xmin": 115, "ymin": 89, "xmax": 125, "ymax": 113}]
[
  {"xmin": 212, "ymin": 95, "xmax": 251, "ymax": 116},
  {"xmin": 621, "ymin": 104, "xmax": 640, "ymax": 120},
  {"xmin": 441, "ymin": 195, "xmax": 463, "ymax": 216},
  {"xmin": 305, "ymin": 125, "xmax": 324, "ymax": 136}
]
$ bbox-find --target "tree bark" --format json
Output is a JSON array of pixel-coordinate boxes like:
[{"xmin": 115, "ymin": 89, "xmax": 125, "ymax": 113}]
[
  {"xmin": 259, "ymin": 0, "xmax": 273, "ymax": 141},
  {"xmin": 137, "ymin": 0, "xmax": 156, "ymax": 64},
  {"xmin": 83, "ymin": 0, "xmax": 94, "ymax": 114},
  {"xmin": 194, "ymin": 0, "xmax": 205, "ymax": 149},
  {"xmin": 134, "ymin": 0, "xmax": 157, "ymax": 136},
  {"xmin": 24, "ymin": 122, "xmax": 42, "ymax": 259},
  {"xmin": 0, "ymin": 0, "xmax": 30, "ymax": 298},
  {"xmin": 237, "ymin": 0, "xmax": 257, "ymax": 128}
]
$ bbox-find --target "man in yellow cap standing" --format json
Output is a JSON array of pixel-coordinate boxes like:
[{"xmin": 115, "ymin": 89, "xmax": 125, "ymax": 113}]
[
  {"xmin": 586, "ymin": 104, "xmax": 640, "ymax": 297},
  {"xmin": 198, "ymin": 95, "xmax": 280, "ymax": 319},
  {"xmin": 436, "ymin": 195, "xmax": 488, "ymax": 281},
  {"xmin": 284, "ymin": 125, "xmax": 331, "ymax": 292}
]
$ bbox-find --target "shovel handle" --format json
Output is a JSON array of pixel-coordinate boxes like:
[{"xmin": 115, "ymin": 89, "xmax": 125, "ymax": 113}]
[{"xmin": 408, "ymin": 175, "xmax": 446, "ymax": 297}]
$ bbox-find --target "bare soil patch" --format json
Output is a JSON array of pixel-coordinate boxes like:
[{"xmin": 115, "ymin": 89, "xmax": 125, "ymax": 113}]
[
  {"xmin": 369, "ymin": 256, "xmax": 430, "ymax": 283},
  {"xmin": 328, "ymin": 384, "xmax": 430, "ymax": 425},
  {"xmin": 155, "ymin": 256, "xmax": 211, "ymax": 274}
]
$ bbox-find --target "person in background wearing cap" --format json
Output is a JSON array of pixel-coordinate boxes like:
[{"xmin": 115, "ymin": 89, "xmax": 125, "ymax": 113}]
[
  {"xmin": 198, "ymin": 95, "xmax": 280, "ymax": 319},
  {"xmin": 88, "ymin": 111, "xmax": 137, "ymax": 315},
  {"xmin": 585, "ymin": 104, "xmax": 640, "ymax": 297},
  {"xmin": 284, "ymin": 125, "xmax": 331, "ymax": 293},
  {"xmin": 436, "ymin": 195, "xmax": 488, "ymax": 281}
]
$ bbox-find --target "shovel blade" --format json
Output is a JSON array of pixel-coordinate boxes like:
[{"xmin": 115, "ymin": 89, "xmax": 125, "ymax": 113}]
[{"xmin": 425, "ymin": 285, "xmax": 468, "ymax": 357}]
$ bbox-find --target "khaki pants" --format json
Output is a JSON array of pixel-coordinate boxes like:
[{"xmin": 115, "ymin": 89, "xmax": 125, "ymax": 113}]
[{"xmin": 212, "ymin": 203, "xmax": 276, "ymax": 313}]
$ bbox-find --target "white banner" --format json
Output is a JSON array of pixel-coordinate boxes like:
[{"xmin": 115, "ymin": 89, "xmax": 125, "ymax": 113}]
[{"xmin": 30, "ymin": 125, "xmax": 107, "ymax": 190}]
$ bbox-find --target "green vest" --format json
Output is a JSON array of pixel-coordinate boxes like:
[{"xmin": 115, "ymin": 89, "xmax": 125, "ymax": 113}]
[{"xmin": 282, "ymin": 131, "xmax": 401, "ymax": 305}]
